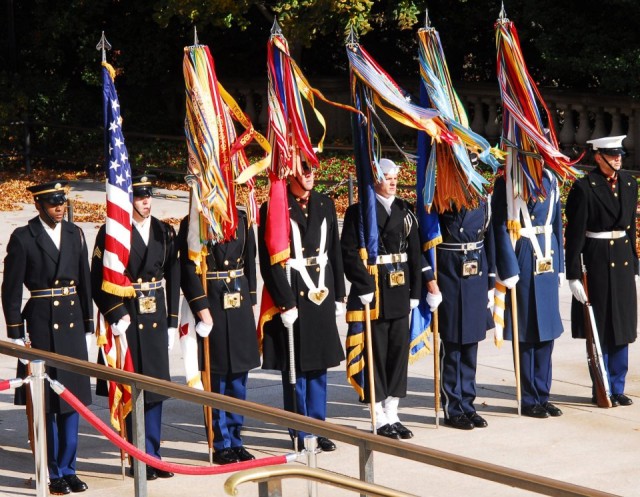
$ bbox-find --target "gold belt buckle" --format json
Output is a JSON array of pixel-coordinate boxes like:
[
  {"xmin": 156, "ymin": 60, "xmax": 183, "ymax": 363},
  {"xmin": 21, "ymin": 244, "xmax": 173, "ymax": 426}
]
[
  {"xmin": 62, "ymin": 287, "xmax": 70, "ymax": 296},
  {"xmin": 461, "ymin": 259, "xmax": 479, "ymax": 277},
  {"xmin": 535, "ymin": 257, "xmax": 553, "ymax": 275},
  {"xmin": 138, "ymin": 296, "xmax": 157, "ymax": 314},
  {"xmin": 387, "ymin": 270, "xmax": 406, "ymax": 287},
  {"xmin": 223, "ymin": 292, "xmax": 241, "ymax": 309},
  {"xmin": 140, "ymin": 282, "xmax": 150, "ymax": 291}
]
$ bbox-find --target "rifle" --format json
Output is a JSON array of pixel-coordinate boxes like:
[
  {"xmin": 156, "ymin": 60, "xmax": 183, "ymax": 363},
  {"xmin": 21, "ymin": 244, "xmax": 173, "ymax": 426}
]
[{"xmin": 580, "ymin": 254, "xmax": 612, "ymax": 408}]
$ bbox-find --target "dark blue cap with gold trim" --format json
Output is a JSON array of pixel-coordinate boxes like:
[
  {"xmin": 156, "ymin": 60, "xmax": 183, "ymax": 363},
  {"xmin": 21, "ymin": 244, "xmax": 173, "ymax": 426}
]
[
  {"xmin": 132, "ymin": 174, "xmax": 156, "ymax": 198},
  {"xmin": 27, "ymin": 180, "xmax": 68, "ymax": 205}
]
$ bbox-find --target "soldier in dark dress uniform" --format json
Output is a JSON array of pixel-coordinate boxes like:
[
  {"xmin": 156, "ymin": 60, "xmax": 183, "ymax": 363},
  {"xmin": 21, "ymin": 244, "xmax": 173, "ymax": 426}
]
[
  {"xmin": 492, "ymin": 170, "xmax": 565, "ymax": 418},
  {"xmin": 258, "ymin": 164, "xmax": 346, "ymax": 452},
  {"xmin": 178, "ymin": 207, "xmax": 260, "ymax": 465},
  {"xmin": 565, "ymin": 135, "xmax": 637, "ymax": 407},
  {"xmin": 434, "ymin": 199, "xmax": 495, "ymax": 430},
  {"xmin": 2, "ymin": 180, "xmax": 92, "ymax": 495},
  {"xmin": 91, "ymin": 175, "xmax": 179, "ymax": 480},
  {"xmin": 341, "ymin": 159, "xmax": 422, "ymax": 440}
]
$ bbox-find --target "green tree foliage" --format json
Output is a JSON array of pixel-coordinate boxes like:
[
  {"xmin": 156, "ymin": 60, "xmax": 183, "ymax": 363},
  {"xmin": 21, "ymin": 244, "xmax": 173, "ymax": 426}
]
[{"xmin": 2, "ymin": 0, "xmax": 640, "ymax": 142}]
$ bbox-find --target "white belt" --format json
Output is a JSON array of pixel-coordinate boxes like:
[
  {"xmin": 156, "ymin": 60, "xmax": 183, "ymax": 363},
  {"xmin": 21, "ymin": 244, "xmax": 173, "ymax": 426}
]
[
  {"xmin": 376, "ymin": 253, "xmax": 407, "ymax": 264},
  {"xmin": 439, "ymin": 241, "xmax": 484, "ymax": 251},
  {"xmin": 585, "ymin": 230, "xmax": 626, "ymax": 239},
  {"xmin": 519, "ymin": 225, "xmax": 552, "ymax": 237}
]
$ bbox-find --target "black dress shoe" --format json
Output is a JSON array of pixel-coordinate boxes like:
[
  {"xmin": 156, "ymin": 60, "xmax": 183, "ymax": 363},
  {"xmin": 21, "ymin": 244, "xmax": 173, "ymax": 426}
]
[
  {"xmin": 376, "ymin": 423, "xmax": 400, "ymax": 439},
  {"xmin": 317, "ymin": 436, "xmax": 337, "ymax": 452},
  {"xmin": 592, "ymin": 396, "xmax": 618, "ymax": 407},
  {"xmin": 155, "ymin": 469, "xmax": 174, "ymax": 478},
  {"xmin": 63, "ymin": 475, "xmax": 88, "ymax": 492},
  {"xmin": 49, "ymin": 478, "xmax": 71, "ymax": 495},
  {"xmin": 542, "ymin": 402, "xmax": 563, "ymax": 417},
  {"xmin": 127, "ymin": 466, "xmax": 158, "ymax": 480},
  {"xmin": 612, "ymin": 393, "xmax": 633, "ymax": 406},
  {"xmin": 444, "ymin": 414, "xmax": 474, "ymax": 430},
  {"xmin": 233, "ymin": 446, "xmax": 256, "ymax": 461},
  {"xmin": 212, "ymin": 447, "xmax": 240, "ymax": 465},
  {"xmin": 392, "ymin": 422, "xmax": 414, "ymax": 439},
  {"xmin": 466, "ymin": 412, "xmax": 488, "ymax": 428},
  {"xmin": 522, "ymin": 404, "xmax": 549, "ymax": 418}
]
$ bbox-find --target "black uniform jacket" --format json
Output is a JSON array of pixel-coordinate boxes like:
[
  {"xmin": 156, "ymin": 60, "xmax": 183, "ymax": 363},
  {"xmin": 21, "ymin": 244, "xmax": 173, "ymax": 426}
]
[
  {"xmin": 565, "ymin": 168, "xmax": 638, "ymax": 346},
  {"xmin": 178, "ymin": 211, "xmax": 260, "ymax": 375},
  {"xmin": 436, "ymin": 202, "xmax": 495, "ymax": 344},
  {"xmin": 258, "ymin": 191, "xmax": 346, "ymax": 372},
  {"xmin": 2, "ymin": 217, "xmax": 93, "ymax": 413},
  {"xmin": 341, "ymin": 198, "xmax": 422, "ymax": 320},
  {"xmin": 91, "ymin": 217, "xmax": 180, "ymax": 403}
]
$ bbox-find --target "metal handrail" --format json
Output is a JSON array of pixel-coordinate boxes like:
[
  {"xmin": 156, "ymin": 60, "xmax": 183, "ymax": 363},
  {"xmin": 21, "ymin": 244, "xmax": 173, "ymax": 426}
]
[
  {"xmin": 223, "ymin": 465, "xmax": 416, "ymax": 497},
  {"xmin": 0, "ymin": 340, "xmax": 618, "ymax": 497}
]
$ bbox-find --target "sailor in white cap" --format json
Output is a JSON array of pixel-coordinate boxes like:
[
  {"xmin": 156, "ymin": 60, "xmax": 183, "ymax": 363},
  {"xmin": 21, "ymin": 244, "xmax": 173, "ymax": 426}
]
[
  {"xmin": 565, "ymin": 135, "xmax": 637, "ymax": 407},
  {"xmin": 342, "ymin": 158, "xmax": 426, "ymax": 440}
]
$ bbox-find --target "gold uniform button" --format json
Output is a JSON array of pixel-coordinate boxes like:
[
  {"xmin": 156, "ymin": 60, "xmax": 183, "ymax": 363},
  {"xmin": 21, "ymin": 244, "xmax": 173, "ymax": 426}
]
[
  {"xmin": 610, "ymin": 240, "xmax": 615, "ymax": 246},
  {"xmin": 614, "ymin": 193, "xmax": 618, "ymax": 197},
  {"xmin": 70, "ymin": 323, "xmax": 74, "ymax": 328},
  {"xmin": 226, "ymin": 278, "xmax": 231, "ymax": 283},
  {"xmin": 316, "ymin": 248, "xmax": 320, "ymax": 253},
  {"xmin": 625, "ymin": 261, "xmax": 629, "ymax": 266},
  {"xmin": 70, "ymin": 280, "xmax": 74, "ymax": 285},
  {"xmin": 625, "ymin": 239, "xmax": 629, "ymax": 244},
  {"xmin": 53, "ymin": 300, "xmax": 60, "ymax": 307},
  {"xmin": 627, "ymin": 226, "xmax": 631, "ymax": 230},
  {"xmin": 138, "ymin": 278, "xmax": 143, "ymax": 283},
  {"xmin": 53, "ymin": 324, "xmax": 59, "ymax": 330},
  {"xmin": 152, "ymin": 323, "xmax": 157, "ymax": 328},
  {"xmin": 151, "ymin": 277, "xmax": 156, "ymax": 282},
  {"xmin": 299, "ymin": 291, "xmax": 304, "ymax": 296},
  {"xmin": 139, "ymin": 324, "xmax": 144, "ymax": 330},
  {"xmin": 54, "ymin": 280, "xmax": 59, "ymax": 285},
  {"xmin": 70, "ymin": 300, "xmax": 75, "ymax": 306},
  {"xmin": 316, "ymin": 267, "xmax": 320, "ymax": 272},
  {"xmin": 611, "ymin": 263, "xmax": 615, "ymax": 268},
  {"xmin": 531, "ymin": 215, "xmax": 535, "ymax": 220},
  {"xmin": 224, "ymin": 260, "xmax": 229, "ymax": 266}
]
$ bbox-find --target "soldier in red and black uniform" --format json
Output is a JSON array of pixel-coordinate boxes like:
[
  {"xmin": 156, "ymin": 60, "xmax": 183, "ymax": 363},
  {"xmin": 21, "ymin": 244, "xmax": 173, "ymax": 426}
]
[{"xmin": 2, "ymin": 180, "xmax": 93, "ymax": 495}]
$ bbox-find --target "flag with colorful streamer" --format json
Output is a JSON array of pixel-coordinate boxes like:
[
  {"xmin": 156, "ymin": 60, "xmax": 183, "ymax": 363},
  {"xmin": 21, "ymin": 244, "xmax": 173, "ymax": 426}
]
[
  {"xmin": 417, "ymin": 20, "xmax": 502, "ymax": 213},
  {"xmin": 101, "ymin": 62, "xmax": 135, "ymax": 298},
  {"xmin": 495, "ymin": 7, "xmax": 580, "ymax": 237},
  {"xmin": 183, "ymin": 42, "xmax": 271, "ymax": 266},
  {"xmin": 97, "ymin": 314, "xmax": 134, "ymax": 430},
  {"xmin": 258, "ymin": 20, "xmax": 359, "ymax": 344}
]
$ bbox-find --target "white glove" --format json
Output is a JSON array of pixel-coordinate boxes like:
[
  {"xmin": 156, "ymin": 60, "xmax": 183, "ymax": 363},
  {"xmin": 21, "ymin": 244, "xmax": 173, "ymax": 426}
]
[
  {"xmin": 280, "ymin": 307, "xmax": 299, "ymax": 327},
  {"xmin": 359, "ymin": 293, "xmax": 374, "ymax": 306},
  {"xmin": 335, "ymin": 302, "xmax": 345, "ymax": 317},
  {"xmin": 487, "ymin": 289, "xmax": 495, "ymax": 310},
  {"xmin": 426, "ymin": 292, "xmax": 443, "ymax": 312},
  {"xmin": 636, "ymin": 275, "xmax": 639, "ymax": 283},
  {"xmin": 558, "ymin": 273, "xmax": 566, "ymax": 288},
  {"xmin": 111, "ymin": 319, "xmax": 130, "ymax": 336},
  {"xmin": 11, "ymin": 338, "xmax": 29, "ymax": 365},
  {"xmin": 195, "ymin": 321, "xmax": 213, "ymax": 338},
  {"xmin": 167, "ymin": 327, "xmax": 177, "ymax": 351},
  {"xmin": 409, "ymin": 299, "xmax": 420, "ymax": 310},
  {"xmin": 568, "ymin": 279, "xmax": 588, "ymax": 304},
  {"xmin": 501, "ymin": 275, "xmax": 520, "ymax": 289}
]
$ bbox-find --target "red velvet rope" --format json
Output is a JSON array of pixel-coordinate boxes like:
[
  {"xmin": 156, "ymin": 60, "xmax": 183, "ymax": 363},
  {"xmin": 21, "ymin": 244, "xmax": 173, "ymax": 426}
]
[{"xmin": 57, "ymin": 386, "xmax": 290, "ymax": 475}]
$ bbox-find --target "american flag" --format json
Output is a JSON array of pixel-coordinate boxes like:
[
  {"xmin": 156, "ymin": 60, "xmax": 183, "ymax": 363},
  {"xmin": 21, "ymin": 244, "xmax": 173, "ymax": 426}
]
[{"xmin": 101, "ymin": 64, "xmax": 134, "ymax": 296}]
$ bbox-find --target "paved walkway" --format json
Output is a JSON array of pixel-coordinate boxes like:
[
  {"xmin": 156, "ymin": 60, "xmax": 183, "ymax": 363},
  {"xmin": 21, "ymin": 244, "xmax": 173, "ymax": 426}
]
[{"xmin": 0, "ymin": 179, "xmax": 639, "ymax": 496}]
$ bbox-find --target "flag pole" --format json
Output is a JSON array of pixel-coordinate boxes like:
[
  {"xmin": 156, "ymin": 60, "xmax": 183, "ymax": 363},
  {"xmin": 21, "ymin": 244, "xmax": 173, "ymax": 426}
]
[
  {"xmin": 363, "ymin": 302, "xmax": 376, "ymax": 434},
  {"xmin": 432, "ymin": 256, "xmax": 441, "ymax": 427},
  {"xmin": 197, "ymin": 217, "xmax": 214, "ymax": 465},
  {"xmin": 114, "ymin": 335, "xmax": 128, "ymax": 478}
]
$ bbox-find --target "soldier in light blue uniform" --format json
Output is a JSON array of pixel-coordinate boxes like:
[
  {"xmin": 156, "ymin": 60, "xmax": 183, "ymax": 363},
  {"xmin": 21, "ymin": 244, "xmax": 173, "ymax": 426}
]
[{"xmin": 492, "ymin": 170, "xmax": 565, "ymax": 418}]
